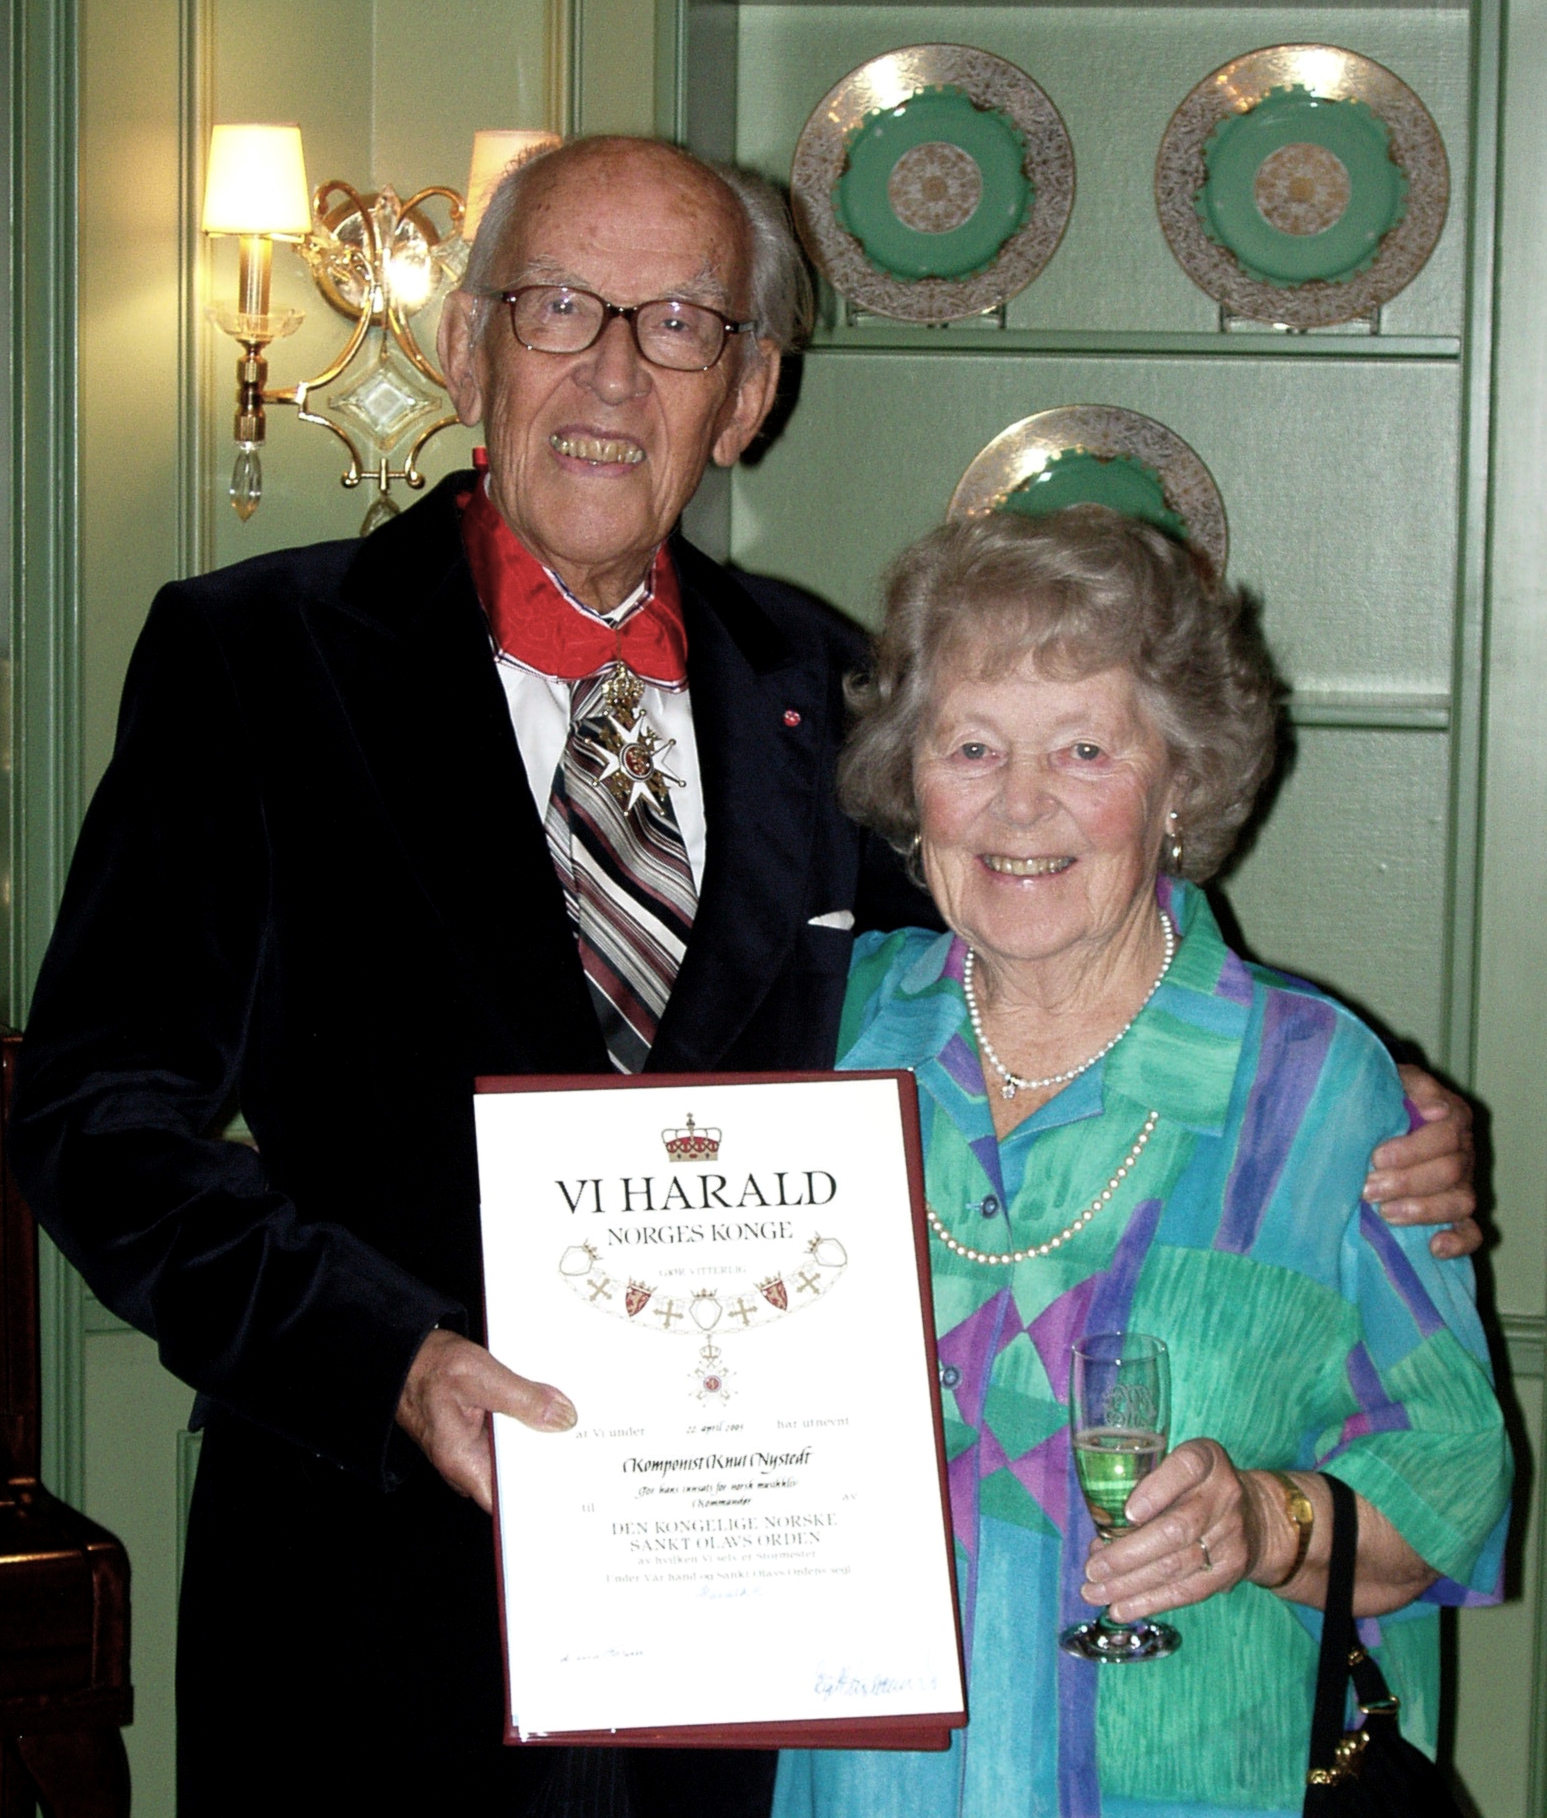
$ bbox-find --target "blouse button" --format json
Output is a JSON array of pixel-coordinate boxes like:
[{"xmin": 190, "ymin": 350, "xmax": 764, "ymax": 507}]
[
  {"xmin": 939, "ymin": 1364, "xmax": 962, "ymax": 1390},
  {"xmin": 979, "ymin": 1195, "xmax": 1000, "ymax": 1219}
]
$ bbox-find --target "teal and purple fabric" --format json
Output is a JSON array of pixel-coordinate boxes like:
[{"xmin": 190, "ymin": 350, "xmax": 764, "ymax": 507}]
[{"xmin": 773, "ymin": 879, "xmax": 1509, "ymax": 1818}]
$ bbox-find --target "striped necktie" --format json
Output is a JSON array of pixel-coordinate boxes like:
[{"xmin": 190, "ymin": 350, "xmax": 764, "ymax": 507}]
[
  {"xmin": 457, "ymin": 466, "xmax": 696, "ymax": 1071},
  {"xmin": 544, "ymin": 662, "xmax": 697, "ymax": 1072}
]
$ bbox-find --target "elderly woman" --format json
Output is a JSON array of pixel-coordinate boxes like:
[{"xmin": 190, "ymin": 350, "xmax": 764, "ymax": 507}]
[{"xmin": 774, "ymin": 509, "xmax": 1509, "ymax": 1818}]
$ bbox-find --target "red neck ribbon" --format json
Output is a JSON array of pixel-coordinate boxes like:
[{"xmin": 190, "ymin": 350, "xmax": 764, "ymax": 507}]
[{"xmin": 458, "ymin": 463, "xmax": 687, "ymax": 686}]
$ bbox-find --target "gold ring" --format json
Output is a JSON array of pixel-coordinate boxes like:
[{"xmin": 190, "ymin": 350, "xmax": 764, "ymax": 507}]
[{"xmin": 1198, "ymin": 1536, "xmax": 1214, "ymax": 1573}]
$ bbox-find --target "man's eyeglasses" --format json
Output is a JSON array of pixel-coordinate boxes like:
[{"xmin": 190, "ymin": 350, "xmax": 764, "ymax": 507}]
[{"xmin": 498, "ymin": 285, "xmax": 755, "ymax": 373}]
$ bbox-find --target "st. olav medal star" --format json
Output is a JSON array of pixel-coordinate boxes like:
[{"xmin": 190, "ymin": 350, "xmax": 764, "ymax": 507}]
[
  {"xmin": 589, "ymin": 660, "xmax": 686, "ymax": 814},
  {"xmin": 594, "ymin": 713, "xmax": 684, "ymax": 814}
]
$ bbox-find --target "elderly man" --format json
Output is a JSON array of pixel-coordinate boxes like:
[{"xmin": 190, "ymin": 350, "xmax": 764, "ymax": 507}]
[{"xmin": 11, "ymin": 136, "xmax": 1475, "ymax": 1817}]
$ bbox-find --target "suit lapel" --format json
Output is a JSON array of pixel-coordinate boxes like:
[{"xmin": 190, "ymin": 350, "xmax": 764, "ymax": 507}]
[
  {"xmin": 649, "ymin": 540, "xmax": 827, "ymax": 1071},
  {"xmin": 305, "ymin": 491, "xmax": 831, "ymax": 1076},
  {"xmin": 305, "ymin": 477, "xmax": 607, "ymax": 1073}
]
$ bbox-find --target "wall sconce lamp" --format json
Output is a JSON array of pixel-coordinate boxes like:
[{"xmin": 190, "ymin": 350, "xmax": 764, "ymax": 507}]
[{"xmin": 203, "ymin": 123, "xmax": 560, "ymax": 531}]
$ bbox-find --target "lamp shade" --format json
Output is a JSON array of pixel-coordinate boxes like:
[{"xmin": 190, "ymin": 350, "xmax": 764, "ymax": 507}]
[
  {"xmin": 463, "ymin": 129, "xmax": 561, "ymax": 241},
  {"xmin": 202, "ymin": 124, "xmax": 313, "ymax": 238}
]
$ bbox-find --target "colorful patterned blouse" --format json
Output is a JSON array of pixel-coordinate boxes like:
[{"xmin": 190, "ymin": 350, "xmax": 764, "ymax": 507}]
[{"xmin": 774, "ymin": 879, "xmax": 1509, "ymax": 1818}]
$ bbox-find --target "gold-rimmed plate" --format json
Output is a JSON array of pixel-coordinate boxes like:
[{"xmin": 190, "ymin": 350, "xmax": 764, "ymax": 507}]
[
  {"xmin": 949, "ymin": 407, "xmax": 1228, "ymax": 579},
  {"xmin": 791, "ymin": 44, "xmax": 1075, "ymax": 324},
  {"xmin": 1156, "ymin": 44, "xmax": 1449, "ymax": 327}
]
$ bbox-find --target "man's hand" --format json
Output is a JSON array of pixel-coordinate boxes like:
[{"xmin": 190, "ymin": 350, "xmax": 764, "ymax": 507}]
[
  {"xmin": 396, "ymin": 1328, "xmax": 576, "ymax": 1512},
  {"xmin": 1364, "ymin": 1065, "xmax": 1480, "ymax": 1259}
]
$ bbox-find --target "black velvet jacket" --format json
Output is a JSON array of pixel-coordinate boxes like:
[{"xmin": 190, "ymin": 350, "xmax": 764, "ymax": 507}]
[{"xmin": 10, "ymin": 474, "xmax": 928, "ymax": 1490}]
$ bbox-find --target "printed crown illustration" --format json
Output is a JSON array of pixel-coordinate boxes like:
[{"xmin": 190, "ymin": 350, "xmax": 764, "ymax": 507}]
[{"xmin": 661, "ymin": 1113, "xmax": 721, "ymax": 1161}]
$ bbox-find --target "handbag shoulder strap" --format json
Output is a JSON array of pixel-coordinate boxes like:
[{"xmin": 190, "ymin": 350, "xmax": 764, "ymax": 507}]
[{"xmin": 1308, "ymin": 1472, "xmax": 1360, "ymax": 1774}]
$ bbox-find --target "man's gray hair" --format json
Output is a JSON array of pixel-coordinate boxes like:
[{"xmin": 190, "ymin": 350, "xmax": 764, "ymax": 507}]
[
  {"xmin": 706, "ymin": 158, "xmax": 813, "ymax": 352},
  {"xmin": 462, "ymin": 136, "xmax": 813, "ymax": 355}
]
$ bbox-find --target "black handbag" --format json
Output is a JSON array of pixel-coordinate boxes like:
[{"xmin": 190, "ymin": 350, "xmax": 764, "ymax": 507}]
[{"xmin": 1302, "ymin": 1472, "xmax": 1463, "ymax": 1816}]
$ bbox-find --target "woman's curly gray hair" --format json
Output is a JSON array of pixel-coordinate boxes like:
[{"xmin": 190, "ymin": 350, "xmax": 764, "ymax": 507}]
[{"xmin": 838, "ymin": 508, "xmax": 1283, "ymax": 883}]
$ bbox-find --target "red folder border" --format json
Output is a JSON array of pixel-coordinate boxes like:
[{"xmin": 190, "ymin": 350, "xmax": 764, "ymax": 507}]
[{"xmin": 474, "ymin": 1069, "xmax": 968, "ymax": 1752}]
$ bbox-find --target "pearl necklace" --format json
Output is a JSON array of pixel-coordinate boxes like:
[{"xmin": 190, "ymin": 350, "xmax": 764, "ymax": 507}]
[
  {"xmin": 964, "ymin": 910, "xmax": 1176, "ymax": 1102},
  {"xmin": 926, "ymin": 1110, "xmax": 1160, "ymax": 1266}
]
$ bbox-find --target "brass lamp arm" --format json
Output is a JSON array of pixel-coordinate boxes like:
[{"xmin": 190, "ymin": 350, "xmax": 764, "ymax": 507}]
[
  {"xmin": 404, "ymin": 412, "xmax": 462, "ymax": 486},
  {"xmin": 265, "ymin": 279, "xmax": 375, "ymax": 399},
  {"xmin": 398, "ymin": 183, "xmax": 466, "ymax": 240},
  {"xmin": 385, "ymin": 293, "xmax": 447, "ymax": 389},
  {"xmin": 313, "ymin": 177, "xmax": 382, "ymax": 263},
  {"xmin": 384, "ymin": 185, "xmax": 464, "ymax": 387},
  {"xmin": 292, "ymin": 381, "xmax": 364, "ymax": 487}
]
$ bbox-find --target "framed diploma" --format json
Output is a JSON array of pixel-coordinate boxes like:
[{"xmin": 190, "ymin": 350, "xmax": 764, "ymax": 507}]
[{"xmin": 474, "ymin": 1070, "xmax": 967, "ymax": 1749}]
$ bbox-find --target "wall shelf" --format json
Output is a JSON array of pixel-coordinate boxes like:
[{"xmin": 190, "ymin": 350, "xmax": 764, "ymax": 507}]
[
  {"xmin": 1286, "ymin": 691, "xmax": 1453, "ymax": 730},
  {"xmin": 806, "ymin": 327, "xmax": 1464, "ymax": 362},
  {"xmin": 683, "ymin": 0, "xmax": 1471, "ymax": 11}
]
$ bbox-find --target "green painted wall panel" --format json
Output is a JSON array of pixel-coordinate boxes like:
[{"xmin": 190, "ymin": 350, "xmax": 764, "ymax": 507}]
[
  {"xmin": 1474, "ymin": 0, "xmax": 1547, "ymax": 1328},
  {"xmin": 8, "ymin": 0, "xmax": 82, "ymax": 1029},
  {"xmin": 576, "ymin": 0, "xmax": 658, "ymax": 133},
  {"xmin": 731, "ymin": 4, "xmax": 1470, "ymax": 338},
  {"xmin": 1219, "ymin": 727, "xmax": 1450, "ymax": 1057},
  {"xmin": 732, "ymin": 351, "xmax": 1460, "ymax": 698},
  {"xmin": 80, "ymin": 0, "xmax": 187, "ymax": 788},
  {"xmin": 372, "ymin": 0, "xmax": 551, "ymax": 192},
  {"xmin": 1452, "ymin": 1374, "xmax": 1543, "ymax": 1818}
]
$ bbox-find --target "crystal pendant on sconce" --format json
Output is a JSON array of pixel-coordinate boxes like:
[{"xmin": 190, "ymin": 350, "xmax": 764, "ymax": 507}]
[
  {"xmin": 307, "ymin": 186, "xmax": 463, "ymax": 324},
  {"xmin": 359, "ymin": 494, "xmax": 401, "ymax": 538},
  {"xmin": 230, "ymin": 444, "xmax": 262, "ymax": 522}
]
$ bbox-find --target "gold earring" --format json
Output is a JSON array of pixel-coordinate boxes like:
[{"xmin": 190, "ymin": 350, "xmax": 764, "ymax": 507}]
[{"xmin": 1167, "ymin": 813, "xmax": 1183, "ymax": 874}]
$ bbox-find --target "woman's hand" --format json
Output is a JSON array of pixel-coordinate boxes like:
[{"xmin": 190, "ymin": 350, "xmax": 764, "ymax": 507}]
[
  {"xmin": 1079, "ymin": 1439, "xmax": 1288, "ymax": 1620},
  {"xmin": 1081, "ymin": 1443, "xmax": 1440, "ymax": 1620}
]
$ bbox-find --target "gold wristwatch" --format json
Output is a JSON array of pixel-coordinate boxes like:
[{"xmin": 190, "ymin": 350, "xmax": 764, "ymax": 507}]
[{"xmin": 1266, "ymin": 1471, "xmax": 1315, "ymax": 1588}]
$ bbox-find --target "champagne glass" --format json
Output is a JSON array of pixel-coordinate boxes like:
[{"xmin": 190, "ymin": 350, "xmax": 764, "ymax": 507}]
[{"xmin": 1059, "ymin": 1331, "xmax": 1181, "ymax": 1662}]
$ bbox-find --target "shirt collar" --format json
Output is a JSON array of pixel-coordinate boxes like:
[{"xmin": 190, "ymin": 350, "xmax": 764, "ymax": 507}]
[
  {"xmin": 461, "ymin": 472, "xmax": 686, "ymax": 686},
  {"xmin": 1101, "ymin": 877, "xmax": 1249, "ymax": 1135},
  {"xmin": 865, "ymin": 879, "xmax": 1249, "ymax": 1137},
  {"xmin": 483, "ymin": 474, "xmax": 656, "ymax": 630}
]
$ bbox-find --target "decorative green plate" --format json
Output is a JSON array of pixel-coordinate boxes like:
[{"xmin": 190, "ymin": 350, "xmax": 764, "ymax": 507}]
[
  {"xmin": 1196, "ymin": 86, "xmax": 1407, "ymax": 286},
  {"xmin": 1000, "ymin": 450, "xmax": 1189, "ymax": 543},
  {"xmin": 950, "ymin": 408, "xmax": 1228, "ymax": 580},
  {"xmin": 832, "ymin": 88, "xmax": 1032, "ymax": 281},
  {"xmin": 792, "ymin": 45, "xmax": 1074, "ymax": 324},
  {"xmin": 1157, "ymin": 45, "xmax": 1448, "ymax": 327}
]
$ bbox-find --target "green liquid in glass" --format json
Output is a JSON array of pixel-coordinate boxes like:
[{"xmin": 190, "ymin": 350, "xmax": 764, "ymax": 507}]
[{"xmin": 1073, "ymin": 1426, "xmax": 1166, "ymax": 1537}]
